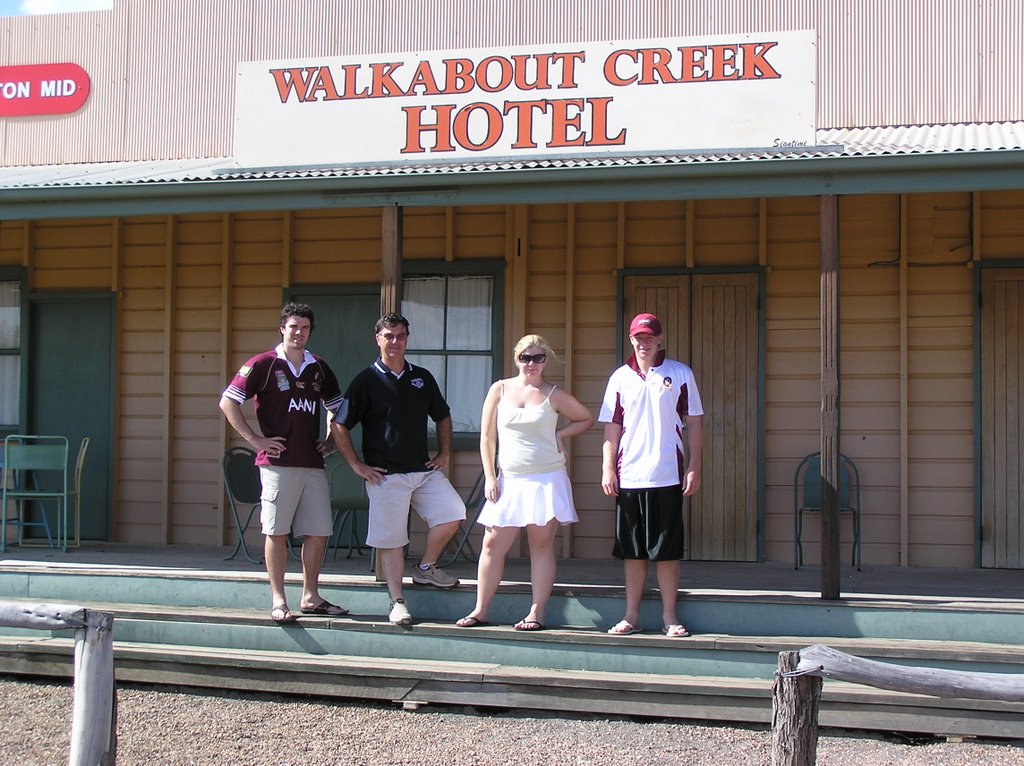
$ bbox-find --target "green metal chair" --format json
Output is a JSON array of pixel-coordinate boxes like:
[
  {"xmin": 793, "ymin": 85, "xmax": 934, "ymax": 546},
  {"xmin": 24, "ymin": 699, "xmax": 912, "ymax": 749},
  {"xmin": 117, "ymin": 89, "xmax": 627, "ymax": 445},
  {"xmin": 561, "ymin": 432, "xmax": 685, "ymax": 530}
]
[
  {"xmin": 221, "ymin": 446, "xmax": 263, "ymax": 564},
  {"xmin": 326, "ymin": 452, "xmax": 367, "ymax": 560},
  {"xmin": 439, "ymin": 470, "xmax": 487, "ymax": 567},
  {"xmin": 1, "ymin": 434, "xmax": 69, "ymax": 553},
  {"xmin": 793, "ymin": 451, "xmax": 861, "ymax": 570}
]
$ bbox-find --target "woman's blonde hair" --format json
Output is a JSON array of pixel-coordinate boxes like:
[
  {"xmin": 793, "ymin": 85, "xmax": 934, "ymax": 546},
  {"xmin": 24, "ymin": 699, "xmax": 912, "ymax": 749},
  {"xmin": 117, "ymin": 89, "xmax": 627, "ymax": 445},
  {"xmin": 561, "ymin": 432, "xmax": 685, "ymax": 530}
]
[{"xmin": 513, "ymin": 334, "xmax": 561, "ymax": 364}]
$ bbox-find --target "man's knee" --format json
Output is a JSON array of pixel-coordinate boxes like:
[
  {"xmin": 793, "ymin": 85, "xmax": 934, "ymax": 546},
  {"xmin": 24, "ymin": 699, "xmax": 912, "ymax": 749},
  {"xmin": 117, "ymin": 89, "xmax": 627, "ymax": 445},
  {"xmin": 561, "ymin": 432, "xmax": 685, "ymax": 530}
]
[{"xmin": 434, "ymin": 519, "xmax": 462, "ymax": 537}]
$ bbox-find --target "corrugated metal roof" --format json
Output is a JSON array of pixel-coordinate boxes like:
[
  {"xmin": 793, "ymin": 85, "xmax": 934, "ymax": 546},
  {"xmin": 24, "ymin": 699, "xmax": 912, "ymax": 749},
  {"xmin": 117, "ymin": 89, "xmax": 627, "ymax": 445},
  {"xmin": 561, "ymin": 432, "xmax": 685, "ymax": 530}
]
[
  {"xmin": 1, "ymin": 122, "xmax": 1022, "ymax": 190},
  {"xmin": 819, "ymin": 122, "xmax": 1024, "ymax": 154}
]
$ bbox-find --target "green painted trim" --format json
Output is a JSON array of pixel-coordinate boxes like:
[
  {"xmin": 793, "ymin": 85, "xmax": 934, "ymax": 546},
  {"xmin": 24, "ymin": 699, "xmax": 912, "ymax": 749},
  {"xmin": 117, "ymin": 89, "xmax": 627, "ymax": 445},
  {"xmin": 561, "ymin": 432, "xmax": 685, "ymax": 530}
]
[
  {"xmin": 2, "ymin": 150, "xmax": 1024, "ymax": 221},
  {"xmin": 974, "ymin": 265, "xmax": 983, "ymax": 568},
  {"xmin": 756, "ymin": 269, "xmax": 767, "ymax": 563},
  {"xmin": 0, "ymin": 268, "xmax": 24, "ymax": 434}
]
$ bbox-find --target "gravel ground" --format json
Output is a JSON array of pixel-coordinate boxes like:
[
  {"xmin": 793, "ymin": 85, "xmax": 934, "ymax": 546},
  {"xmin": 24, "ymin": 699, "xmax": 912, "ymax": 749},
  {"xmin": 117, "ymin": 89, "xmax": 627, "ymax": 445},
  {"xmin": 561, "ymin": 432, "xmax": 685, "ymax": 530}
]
[{"xmin": 2, "ymin": 677, "xmax": 1023, "ymax": 766}]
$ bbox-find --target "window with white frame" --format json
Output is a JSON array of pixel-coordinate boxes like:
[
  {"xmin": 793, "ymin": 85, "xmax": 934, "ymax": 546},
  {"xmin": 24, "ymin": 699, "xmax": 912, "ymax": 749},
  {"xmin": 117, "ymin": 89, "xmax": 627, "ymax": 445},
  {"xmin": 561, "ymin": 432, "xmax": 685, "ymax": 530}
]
[
  {"xmin": 0, "ymin": 281, "xmax": 21, "ymax": 427},
  {"xmin": 401, "ymin": 271, "xmax": 498, "ymax": 437}
]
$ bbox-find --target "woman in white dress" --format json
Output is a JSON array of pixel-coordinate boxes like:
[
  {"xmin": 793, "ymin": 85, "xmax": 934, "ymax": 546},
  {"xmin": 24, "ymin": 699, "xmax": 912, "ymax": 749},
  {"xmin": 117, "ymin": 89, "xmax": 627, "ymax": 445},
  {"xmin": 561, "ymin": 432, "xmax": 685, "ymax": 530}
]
[{"xmin": 456, "ymin": 335, "xmax": 594, "ymax": 631}]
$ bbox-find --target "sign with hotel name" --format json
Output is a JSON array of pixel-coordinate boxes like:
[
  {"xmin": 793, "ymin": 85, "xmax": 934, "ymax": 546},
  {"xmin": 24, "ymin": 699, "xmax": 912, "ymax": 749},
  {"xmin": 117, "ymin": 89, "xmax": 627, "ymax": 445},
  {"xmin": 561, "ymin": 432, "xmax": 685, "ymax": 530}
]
[
  {"xmin": 0, "ymin": 63, "xmax": 90, "ymax": 117},
  {"xmin": 234, "ymin": 31, "xmax": 815, "ymax": 168}
]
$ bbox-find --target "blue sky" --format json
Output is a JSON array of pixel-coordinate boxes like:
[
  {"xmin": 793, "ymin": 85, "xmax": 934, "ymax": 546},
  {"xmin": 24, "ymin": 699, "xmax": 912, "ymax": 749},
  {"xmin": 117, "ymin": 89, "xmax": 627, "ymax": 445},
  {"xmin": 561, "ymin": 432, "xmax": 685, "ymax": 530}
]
[{"xmin": 0, "ymin": 0, "xmax": 113, "ymax": 16}]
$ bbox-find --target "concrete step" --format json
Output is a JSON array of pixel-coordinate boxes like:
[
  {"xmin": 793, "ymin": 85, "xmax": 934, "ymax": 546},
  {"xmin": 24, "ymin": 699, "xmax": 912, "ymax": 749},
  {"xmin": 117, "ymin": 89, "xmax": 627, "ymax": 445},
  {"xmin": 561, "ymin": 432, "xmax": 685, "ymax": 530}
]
[
  {"xmin": 2, "ymin": 633, "xmax": 1023, "ymax": 740},
  {"xmin": 4, "ymin": 565, "xmax": 1024, "ymax": 645},
  {"xmin": 1, "ymin": 598, "xmax": 1021, "ymax": 679}
]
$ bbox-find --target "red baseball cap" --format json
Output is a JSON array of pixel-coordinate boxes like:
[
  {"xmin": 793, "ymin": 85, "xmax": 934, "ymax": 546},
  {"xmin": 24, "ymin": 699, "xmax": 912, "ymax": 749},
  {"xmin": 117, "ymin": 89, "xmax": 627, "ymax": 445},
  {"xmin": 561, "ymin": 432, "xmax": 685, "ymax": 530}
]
[{"xmin": 628, "ymin": 313, "xmax": 663, "ymax": 337}]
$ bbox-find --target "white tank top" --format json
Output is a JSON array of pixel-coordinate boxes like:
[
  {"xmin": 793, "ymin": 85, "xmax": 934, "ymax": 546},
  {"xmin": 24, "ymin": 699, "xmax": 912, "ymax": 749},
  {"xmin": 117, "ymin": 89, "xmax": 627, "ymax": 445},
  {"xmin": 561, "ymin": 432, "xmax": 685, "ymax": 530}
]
[{"xmin": 497, "ymin": 385, "xmax": 566, "ymax": 476}]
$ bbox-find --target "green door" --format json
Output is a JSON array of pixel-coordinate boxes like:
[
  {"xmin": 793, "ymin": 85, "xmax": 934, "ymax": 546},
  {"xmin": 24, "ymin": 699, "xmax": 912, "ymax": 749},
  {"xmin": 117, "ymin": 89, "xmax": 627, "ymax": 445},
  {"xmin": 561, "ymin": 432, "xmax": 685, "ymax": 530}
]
[
  {"xmin": 28, "ymin": 293, "xmax": 114, "ymax": 541},
  {"xmin": 288, "ymin": 288, "xmax": 381, "ymax": 453}
]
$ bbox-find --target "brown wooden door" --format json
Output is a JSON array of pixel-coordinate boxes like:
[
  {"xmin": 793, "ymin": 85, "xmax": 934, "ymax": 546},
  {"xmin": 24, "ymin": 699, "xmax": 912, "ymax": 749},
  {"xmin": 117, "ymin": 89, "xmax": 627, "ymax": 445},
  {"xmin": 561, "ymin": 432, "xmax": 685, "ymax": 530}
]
[
  {"xmin": 624, "ymin": 273, "xmax": 760, "ymax": 561},
  {"xmin": 981, "ymin": 268, "xmax": 1024, "ymax": 568}
]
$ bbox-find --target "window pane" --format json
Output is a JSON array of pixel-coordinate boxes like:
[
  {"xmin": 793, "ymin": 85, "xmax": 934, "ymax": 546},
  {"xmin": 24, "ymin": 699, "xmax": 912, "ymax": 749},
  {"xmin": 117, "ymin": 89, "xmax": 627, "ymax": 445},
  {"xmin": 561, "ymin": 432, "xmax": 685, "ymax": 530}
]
[
  {"xmin": 403, "ymin": 278, "xmax": 444, "ymax": 351},
  {"xmin": 446, "ymin": 276, "xmax": 491, "ymax": 351},
  {"xmin": 0, "ymin": 356, "xmax": 18, "ymax": 425},
  {"xmin": 447, "ymin": 355, "xmax": 490, "ymax": 432},
  {"xmin": 0, "ymin": 282, "xmax": 20, "ymax": 349}
]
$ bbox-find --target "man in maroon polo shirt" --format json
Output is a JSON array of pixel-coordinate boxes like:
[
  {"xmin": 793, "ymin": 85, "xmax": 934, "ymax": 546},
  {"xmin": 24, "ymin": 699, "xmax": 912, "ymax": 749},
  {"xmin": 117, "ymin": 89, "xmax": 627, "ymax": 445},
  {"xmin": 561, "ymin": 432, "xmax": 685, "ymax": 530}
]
[{"xmin": 219, "ymin": 303, "xmax": 346, "ymax": 624}]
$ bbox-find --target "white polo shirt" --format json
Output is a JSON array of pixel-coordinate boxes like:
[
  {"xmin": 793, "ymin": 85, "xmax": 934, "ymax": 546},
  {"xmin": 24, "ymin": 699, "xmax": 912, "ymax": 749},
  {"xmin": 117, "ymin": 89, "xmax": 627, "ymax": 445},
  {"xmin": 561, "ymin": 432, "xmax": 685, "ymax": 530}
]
[{"xmin": 599, "ymin": 352, "xmax": 703, "ymax": 489}]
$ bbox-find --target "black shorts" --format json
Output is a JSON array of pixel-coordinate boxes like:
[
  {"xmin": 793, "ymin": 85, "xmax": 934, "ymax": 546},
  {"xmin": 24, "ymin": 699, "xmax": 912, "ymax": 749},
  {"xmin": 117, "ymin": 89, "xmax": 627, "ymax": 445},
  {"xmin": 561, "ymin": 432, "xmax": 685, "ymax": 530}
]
[{"xmin": 612, "ymin": 485, "xmax": 684, "ymax": 561}]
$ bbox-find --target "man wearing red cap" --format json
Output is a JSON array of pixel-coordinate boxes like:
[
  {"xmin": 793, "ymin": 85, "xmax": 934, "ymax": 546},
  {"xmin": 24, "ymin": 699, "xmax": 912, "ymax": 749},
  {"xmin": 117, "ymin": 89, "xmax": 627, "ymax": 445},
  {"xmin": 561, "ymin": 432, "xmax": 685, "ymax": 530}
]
[{"xmin": 599, "ymin": 312, "xmax": 704, "ymax": 638}]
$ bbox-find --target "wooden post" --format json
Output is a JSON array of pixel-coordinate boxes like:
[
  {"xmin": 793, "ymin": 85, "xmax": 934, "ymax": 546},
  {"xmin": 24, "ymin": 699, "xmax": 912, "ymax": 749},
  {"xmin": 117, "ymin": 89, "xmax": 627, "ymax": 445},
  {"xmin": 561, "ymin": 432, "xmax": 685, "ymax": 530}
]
[
  {"xmin": 377, "ymin": 204, "xmax": 403, "ymax": 582},
  {"xmin": 771, "ymin": 650, "xmax": 822, "ymax": 766},
  {"xmin": 0, "ymin": 602, "xmax": 116, "ymax": 766},
  {"xmin": 69, "ymin": 610, "xmax": 117, "ymax": 766},
  {"xmin": 381, "ymin": 205, "xmax": 403, "ymax": 315},
  {"xmin": 795, "ymin": 643, "xmax": 1024, "ymax": 702},
  {"xmin": 819, "ymin": 194, "xmax": 841, "ymax": 600}
]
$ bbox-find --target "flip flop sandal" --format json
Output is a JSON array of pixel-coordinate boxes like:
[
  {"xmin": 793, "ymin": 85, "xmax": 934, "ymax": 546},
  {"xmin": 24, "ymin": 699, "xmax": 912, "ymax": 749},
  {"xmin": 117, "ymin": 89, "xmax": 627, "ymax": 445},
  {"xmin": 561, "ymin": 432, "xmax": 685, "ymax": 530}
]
[
  {"xmin": 607, "ymin": 620, "xmax": 641, "ymax": 635},
  {"xmin": 514, "ymin": 619, "xmax": 546, "ymax": 632},
  {"xmin": 662, "ymin": 624, "xmax": 691, "ymax": 638},
  {"xmin": 300, "ymin": 600, "xmax": 349, "ymax": 616},
  {"xmin": 270, "ymin": 604, "xmax": 297, "ymax": 624}
]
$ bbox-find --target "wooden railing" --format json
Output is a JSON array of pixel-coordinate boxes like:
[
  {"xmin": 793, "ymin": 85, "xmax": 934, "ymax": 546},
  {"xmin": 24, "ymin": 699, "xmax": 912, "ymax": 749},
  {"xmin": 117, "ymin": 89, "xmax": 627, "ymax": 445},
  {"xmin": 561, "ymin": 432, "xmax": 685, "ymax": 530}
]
[
  {"xmin": 771, "ymin": 644, "xmax": 1024, "ymax": 766},
  {"xmin": 0, "ymin": 601, "xmax": 115, "ymax": 766}
]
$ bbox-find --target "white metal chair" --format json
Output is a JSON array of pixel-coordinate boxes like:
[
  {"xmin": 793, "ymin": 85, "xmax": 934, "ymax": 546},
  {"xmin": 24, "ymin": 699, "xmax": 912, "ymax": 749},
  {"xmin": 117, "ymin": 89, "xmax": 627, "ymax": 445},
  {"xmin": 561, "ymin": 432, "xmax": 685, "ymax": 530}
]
[{"xmin": 66, "ymin": 436, "xmax": 91, "ymax": 548}]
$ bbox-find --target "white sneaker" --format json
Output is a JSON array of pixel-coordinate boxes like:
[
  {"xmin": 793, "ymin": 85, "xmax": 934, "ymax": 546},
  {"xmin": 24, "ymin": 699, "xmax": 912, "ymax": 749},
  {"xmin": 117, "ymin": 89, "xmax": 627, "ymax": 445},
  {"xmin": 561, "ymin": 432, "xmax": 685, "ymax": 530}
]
[
  {"xmin": 389, "ymin": 597, "xmax": 412, "ymax": 625},
  {"xmin": 412, "ymin": 563, "xmax": 459, "ymax": 588}
]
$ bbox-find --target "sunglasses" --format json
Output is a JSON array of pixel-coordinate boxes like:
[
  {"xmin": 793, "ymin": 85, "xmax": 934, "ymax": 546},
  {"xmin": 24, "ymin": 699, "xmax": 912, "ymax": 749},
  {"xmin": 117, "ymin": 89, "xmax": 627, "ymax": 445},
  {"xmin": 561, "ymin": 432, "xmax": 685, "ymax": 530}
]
[{"xmin": 518, "ymin": 353, "xmax": 546, "ymax": 364}]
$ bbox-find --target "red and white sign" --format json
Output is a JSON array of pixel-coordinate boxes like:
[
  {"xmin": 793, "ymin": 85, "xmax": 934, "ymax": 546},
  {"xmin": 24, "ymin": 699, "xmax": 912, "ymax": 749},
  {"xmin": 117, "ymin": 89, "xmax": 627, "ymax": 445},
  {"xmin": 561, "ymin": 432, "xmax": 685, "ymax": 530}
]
[
  {"xmin": 0, "ymin": 63, "xmax": 91, "ymax": 117},
  {"xmin": 234, "ymin": 31, "xmax": 815, "ymax": 168}
]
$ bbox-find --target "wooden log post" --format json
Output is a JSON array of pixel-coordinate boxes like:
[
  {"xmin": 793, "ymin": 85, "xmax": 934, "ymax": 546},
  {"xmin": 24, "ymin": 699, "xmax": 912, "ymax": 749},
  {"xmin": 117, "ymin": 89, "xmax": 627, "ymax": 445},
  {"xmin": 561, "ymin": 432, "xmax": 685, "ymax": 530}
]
[
  {"xmin": 771, "ymin": 650, "xmax": 822, "ymax": 766},
  {"xmin": 0, "ymin": 602, "xmax": 116, "ymax": 766},
  {"xmin": 795, "ymin": 643, "xmax": 1024, "ymax": 702},
  {"xmin": 69, "ymin": 609, "xmax": 117, "ymax": 766}
]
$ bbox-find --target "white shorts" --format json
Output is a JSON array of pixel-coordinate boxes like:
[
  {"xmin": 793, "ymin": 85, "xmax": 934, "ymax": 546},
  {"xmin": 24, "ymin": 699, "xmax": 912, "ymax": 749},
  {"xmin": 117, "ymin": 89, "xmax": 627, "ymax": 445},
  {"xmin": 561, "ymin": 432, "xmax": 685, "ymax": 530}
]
[
  {"xmin": 365, "ymin": 470, "xmax": 466, "ymax": 549},
  {"xmin": 259, "ymin": 466, "xmax": 333, "ymax": 538}
]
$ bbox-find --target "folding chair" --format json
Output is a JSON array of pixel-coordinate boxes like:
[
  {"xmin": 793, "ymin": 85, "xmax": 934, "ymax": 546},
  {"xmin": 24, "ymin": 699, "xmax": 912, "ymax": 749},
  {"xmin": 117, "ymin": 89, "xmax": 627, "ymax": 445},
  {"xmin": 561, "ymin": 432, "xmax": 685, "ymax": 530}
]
[
  {"xmin": 1, "ymin": 435, "xmax": 69, "ymax": 553},
  {"xmin": 222, "ymin": 447, "xmax": 263, "ymax": 564},
  {"xmin": 793, "ymin": 451, "xmax": 862, "ymax": 570},
  {"xmin": 326, "ymin": 453, "xmax": 367, "ymax": 560},
  {"xmin": 438, "ymin": 470, "xmax": 487, "ymax": 567},
  {"xmin": 66, "ymin": 436, "xmax": 91, "ymax": 548}
]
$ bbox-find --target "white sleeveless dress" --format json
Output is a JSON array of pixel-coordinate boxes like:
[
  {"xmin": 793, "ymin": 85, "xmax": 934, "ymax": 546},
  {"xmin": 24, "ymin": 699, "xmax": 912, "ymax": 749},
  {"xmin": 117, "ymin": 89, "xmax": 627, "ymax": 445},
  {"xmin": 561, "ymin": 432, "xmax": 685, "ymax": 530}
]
[{"xmin": 475, "ymin": 385, "xmax": 579, "ymax": 528}]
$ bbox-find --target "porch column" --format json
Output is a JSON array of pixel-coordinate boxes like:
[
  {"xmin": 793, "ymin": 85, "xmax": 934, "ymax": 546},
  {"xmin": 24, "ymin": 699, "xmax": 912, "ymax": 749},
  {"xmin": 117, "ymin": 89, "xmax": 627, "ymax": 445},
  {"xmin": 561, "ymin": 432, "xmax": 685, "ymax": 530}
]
[
  {"xmin": 381, "ymin": 205, "xmax": 403, "ymax": 314},
  {"xmin": 819, "ymin": 195, "xmax": 841, "ymax": 600}
]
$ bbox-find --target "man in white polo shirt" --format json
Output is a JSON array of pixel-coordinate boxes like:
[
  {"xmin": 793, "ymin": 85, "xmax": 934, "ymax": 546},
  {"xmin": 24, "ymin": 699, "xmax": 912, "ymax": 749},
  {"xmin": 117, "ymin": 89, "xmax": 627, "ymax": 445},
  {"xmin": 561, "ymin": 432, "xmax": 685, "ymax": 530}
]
[{"xmin": 599, "ymin": 312, "xmax": 704, "ymax": 638}]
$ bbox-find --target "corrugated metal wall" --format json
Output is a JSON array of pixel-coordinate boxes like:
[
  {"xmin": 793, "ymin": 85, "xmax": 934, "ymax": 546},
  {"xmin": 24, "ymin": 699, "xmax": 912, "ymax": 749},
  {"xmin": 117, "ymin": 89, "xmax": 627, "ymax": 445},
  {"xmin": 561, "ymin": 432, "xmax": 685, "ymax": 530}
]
[{"xmin": 1, "ymin": 0, "xmax": 1021, "ymax": 166}]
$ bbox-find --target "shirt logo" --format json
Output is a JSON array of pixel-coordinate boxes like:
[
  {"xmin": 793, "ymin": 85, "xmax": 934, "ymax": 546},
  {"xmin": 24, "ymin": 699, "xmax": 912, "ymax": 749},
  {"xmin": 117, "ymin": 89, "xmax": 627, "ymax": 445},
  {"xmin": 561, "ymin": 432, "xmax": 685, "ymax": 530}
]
[
  {"xmin": 288, "ymin": 398, "xmax": 317, "ymax": 414},
  {"xmin": 238, "ymin": 365, "xmax": 252, "ymax": 378},
  {"xmin": 275, "ymin": 370, "xmax": 290, "ymax": 391},
  {"xmin": 663, "ymin": 377, "xmax": 673, "ymax": 389},
  {"xmin": 411, "ymin": 377, "xmax": 425, "ymax": 389}
]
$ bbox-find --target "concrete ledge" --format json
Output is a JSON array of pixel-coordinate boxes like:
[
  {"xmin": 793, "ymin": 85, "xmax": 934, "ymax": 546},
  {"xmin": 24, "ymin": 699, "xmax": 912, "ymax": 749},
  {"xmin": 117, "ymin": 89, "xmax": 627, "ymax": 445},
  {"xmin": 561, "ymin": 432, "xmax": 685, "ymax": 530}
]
[{"xmin": 2, "ymin": 636, "xmax": 1023, "ymax": 738}]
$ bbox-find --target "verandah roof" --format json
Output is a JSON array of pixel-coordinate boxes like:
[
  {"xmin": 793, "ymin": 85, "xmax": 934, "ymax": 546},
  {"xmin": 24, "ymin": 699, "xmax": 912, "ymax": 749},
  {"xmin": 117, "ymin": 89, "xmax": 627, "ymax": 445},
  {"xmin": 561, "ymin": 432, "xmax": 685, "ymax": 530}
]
[{"xmin": 1, "ymin": 122, "xmax": 1023, "ymax": 220}]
